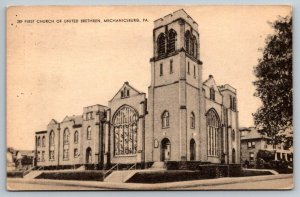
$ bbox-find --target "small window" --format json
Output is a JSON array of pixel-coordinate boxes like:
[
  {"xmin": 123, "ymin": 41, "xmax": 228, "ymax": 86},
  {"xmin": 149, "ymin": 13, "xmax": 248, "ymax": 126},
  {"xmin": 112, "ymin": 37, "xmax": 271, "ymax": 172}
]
[
  {"xmin": 42, "ymin": 136, "xmax": 45, "ymax": 147},
  {"xmin": 74, "ymin": 148, "xmax": 79, "ymax": 158},
  {"xmin": 37, "ymin": 151, "xmax": 41, "ymax": 161},
  {"xmin": 170, "ymin": 60, "xmax": 173, "ymax": 74},
  {"xmin": 41, "ymin": 151, "xmax": 45, "ymax": 161},
  {"xmin": 187, "ymin": 62, "xmax": 190, "ymax": 74},
  {"xmin": 160, "ymin": 63, "xmax": 163, "ymax": 76},
  {"xmin": 49, "ymin": 150, "xmax": 55, "ymax": 160},
  {"xmin": 121, "ymin": 91, "xmax": 124, "ymax": 98},
  {"xmin": 193, "ymin": 65, "xmax": 196, "ymax": 78},
  {"xmin": 127, "ymin": 89, "xmax": 130, "ymax": 97},
  {"xmin": 87, "ymin": 126, "xmax": 92, "ymax": 140},
  {"xmin": 232, "ymin": 130, "xmax": 235, "ymax": 141},
  {"xmin": 210, "ymin": 87, "xmax": 215, "ymax": 101},
  {"xmin": 251, "ymin": 141, "xmax": 256, "ymax": 148},
  {"xmin": 190, "ymin": 112, "xmax": 195, "ymax": 129},
  {"xmin": 247, "ymin": 141, "xmax": 252, "ymax": 148},
  {"xmin": 249, "ymin": 152, "xmax": 254, "ymax": 161},
  {"xmin": 162, "ymin": 111, "xmax": 170, "ymax": 128},
  {"xmin": 37, "ymin": 136, "xmax": 41, "ymax": 147},
  {"xmin": 74, "ymin": 131, "xmax": 79, "ymax": 144}
]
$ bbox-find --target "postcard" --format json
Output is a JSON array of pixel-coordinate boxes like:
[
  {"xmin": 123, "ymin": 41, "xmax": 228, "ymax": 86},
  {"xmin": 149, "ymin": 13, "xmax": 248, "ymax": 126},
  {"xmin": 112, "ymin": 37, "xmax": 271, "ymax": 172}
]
[{"xmin": 6, "ymin": 5, "xmax": 293, "ymax": 190}]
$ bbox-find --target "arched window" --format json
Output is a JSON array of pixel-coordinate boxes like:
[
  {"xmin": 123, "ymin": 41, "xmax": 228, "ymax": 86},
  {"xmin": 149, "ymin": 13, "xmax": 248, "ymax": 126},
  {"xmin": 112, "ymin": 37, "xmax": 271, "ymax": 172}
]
[
  {"xmin": 157, "ymin": 33, "xmax": 166, "ymax": 57},
  {"xmin": 167, "ymin": 29, "xmax": 177, "ymax": 53},
  {"xmin": 185, "ymin": 31, "xmax": 191, "ymax": 54},
  {"xmin": 49, "ymin": 131, "xmax": 55, "ymax": 160},
  {"xmin": 49, "ymin": 131, "xmax": 55, "ymax": 146},
  {"xmin": 190, "ymin": 112, "xmax": 195, "ymax": 129},
  {"xmin": 37, "ymin": 136, "xmax": 41, "ymax": 147},
  {"xmin": 42, "ymin": 136, "xmax": 46, "ymax": 147},
  {"xmin": 193, "ymin": 36, "xmax": 198, "ymax": 58},
  {"xmin": 112, "ymin": 105, "xmax": 138, "ymax": 156},
  {"xmin": 210, "ymin": 87, "xmax": 215, "ymax": 101},
  {"xmin": 232, "ymin": 129, "xmax": 235, "ymax": 141},
  {"xmin": 87, "ymin": 126, "xmax": 92, "ymax": 140},
  {"xmin": 74, "ymin": 131, "xmax": 79, "ymax": 144},
  {"xmin": 63, "ymin": 128, "xmax": 70, "ymax": 160},
  {"xmin": 162, "ymin": 111, "xmax": 170, "ymax": 128},
  {"xmin": 191, "ymin": 37, "xmax": 195, "ymax": 57},
  {"xmin": 63, "ymin": 128, "xmax": 70, "ymax": 145},
  {"xmin": 207, "ymin": 109, "xmax": 220, "ymax": 157}
]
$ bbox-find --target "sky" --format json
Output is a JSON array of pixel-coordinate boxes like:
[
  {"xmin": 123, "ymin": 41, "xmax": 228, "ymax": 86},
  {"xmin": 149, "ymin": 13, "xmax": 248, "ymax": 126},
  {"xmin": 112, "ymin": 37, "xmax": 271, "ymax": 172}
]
[{"xmin": 6, "ymin": 5, "xmax": 291, "ymax": 150}]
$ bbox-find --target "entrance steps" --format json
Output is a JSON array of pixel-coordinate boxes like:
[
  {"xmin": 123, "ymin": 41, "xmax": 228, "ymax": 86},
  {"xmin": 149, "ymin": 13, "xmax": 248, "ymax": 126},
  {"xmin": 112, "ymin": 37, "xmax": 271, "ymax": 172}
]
[
  {"xmin": 23, "ymin": 170, "xmax": 43, "ymax": 179},
  {"xmin": 75, "ymin": 165, "xmax": 85, "ymax": 171},
  {"xmin": 151, "ymin": 161, "xmax": 165, "ymax": 169},
  {"xmin": 104, "ymin": 170, "xmax": 136, "ymax": 183}
]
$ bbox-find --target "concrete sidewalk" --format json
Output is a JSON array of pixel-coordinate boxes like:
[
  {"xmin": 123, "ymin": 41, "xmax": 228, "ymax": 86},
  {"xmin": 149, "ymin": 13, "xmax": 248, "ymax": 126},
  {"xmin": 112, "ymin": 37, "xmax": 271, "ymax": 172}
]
[{"xmin": 7, "ymin": 174, "xmax": 293, "ymax": 190}]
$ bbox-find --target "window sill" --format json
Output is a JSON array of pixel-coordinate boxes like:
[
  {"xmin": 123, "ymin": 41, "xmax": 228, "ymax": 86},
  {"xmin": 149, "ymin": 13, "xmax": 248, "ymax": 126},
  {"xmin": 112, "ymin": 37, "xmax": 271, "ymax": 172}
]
[{"xmin": 114, "ymin": 154, "xmax": 137, "ymax": 158}]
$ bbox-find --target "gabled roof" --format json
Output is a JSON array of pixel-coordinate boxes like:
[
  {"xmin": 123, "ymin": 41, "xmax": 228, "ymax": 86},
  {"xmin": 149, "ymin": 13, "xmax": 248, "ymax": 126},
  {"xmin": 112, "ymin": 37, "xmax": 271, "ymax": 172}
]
[
  {"xmin": 62, "ymin": 116, "xmax": 71, "ymax": 123},
  {"xmin": 48, "ymin": 119, "xmax": 58, "ymax": 126},
  {"xmin": 109, "ymin": 81, "xmax": 145, "ymax": 102},
  {"xmin": 70, "ymin": 115, "xmax": 83, "ymax": 126},
  {"xmin": 240, "ymin": 127, "xmax": 270, "ymax": 140},
  {"xmin": 61, "ymin": 115, "xmax": 83, "ymax": 126},
  {"xmin": 16, "ymin": 150, "xmax": 35, "ymax": 157},
  {"xmin": 203, "ymin": 75, "xmax": 221, "ymax": 94}
]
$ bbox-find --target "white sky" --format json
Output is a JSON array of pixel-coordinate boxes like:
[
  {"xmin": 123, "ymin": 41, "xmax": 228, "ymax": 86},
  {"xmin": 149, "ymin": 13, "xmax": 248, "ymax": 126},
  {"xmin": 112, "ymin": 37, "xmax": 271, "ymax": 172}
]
[{"xmin": 7, "ymin": 5, "xmax": 291, "ymax": 150}]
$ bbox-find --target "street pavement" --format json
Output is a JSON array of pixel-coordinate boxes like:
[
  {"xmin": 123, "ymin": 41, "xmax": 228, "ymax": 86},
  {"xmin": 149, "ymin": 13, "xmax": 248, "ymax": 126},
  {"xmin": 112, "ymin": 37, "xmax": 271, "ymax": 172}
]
[{"xmin": 6, "ymin": 174, "xmax": 293, "ymax": 191}]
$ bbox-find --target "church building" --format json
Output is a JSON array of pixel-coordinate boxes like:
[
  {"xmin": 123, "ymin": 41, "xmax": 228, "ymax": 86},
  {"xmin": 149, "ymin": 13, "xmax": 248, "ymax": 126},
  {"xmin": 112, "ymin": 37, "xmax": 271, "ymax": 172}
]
[{"xmin": 35, "ymin": 9, "xmax": 240, "ymax": 169}]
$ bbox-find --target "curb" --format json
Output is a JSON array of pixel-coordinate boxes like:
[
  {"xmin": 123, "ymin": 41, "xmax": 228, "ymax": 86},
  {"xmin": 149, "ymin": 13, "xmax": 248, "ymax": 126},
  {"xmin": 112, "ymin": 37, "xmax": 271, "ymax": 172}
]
[{"xmin": 7, "ymin": 174, "xmax": 293, "ymax": 190}]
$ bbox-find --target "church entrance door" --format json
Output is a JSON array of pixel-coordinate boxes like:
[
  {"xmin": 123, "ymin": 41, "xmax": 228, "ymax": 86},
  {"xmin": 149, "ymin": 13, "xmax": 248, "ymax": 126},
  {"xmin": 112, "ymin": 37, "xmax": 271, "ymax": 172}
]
[
  {"xmin": 86, "ymin": 147, "xmax": 92, "ymax": 164},
  {"xmin": 161, "ymin": 138, "xmax": 171, "ymax": 161}
]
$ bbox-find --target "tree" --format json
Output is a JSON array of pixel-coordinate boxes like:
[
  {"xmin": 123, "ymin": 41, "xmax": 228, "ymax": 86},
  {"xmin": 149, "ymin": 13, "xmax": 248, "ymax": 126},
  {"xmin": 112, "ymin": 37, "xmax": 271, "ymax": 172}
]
[{"xmin": 253, "ymin": 16, "xmax": 292, "ymax": 146}]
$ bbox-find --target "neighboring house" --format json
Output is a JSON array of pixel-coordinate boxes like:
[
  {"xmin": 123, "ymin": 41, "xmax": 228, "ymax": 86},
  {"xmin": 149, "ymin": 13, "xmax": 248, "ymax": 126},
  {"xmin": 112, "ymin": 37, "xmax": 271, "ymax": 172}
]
[
  {"xmin": 240, "ymin": 127, "xmax": 293, "ymax": 167},
  {"xmin": 15, "ymin": 150, "xmax": 35, "ymax": 170},
  {"xmin": 6, "ymin": 149, "xmax": 15, "ymax": 171},
  {"xmin": 6, "ymin": 148, "xmax": 35, "ymax": 171}
]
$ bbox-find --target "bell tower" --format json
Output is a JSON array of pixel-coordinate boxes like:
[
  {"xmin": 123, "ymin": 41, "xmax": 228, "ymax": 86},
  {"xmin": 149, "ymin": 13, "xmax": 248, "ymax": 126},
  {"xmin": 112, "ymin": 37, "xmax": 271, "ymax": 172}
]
[{"xmin": 146, "ymin": 9, "xmax": 205, "ymax": 162}]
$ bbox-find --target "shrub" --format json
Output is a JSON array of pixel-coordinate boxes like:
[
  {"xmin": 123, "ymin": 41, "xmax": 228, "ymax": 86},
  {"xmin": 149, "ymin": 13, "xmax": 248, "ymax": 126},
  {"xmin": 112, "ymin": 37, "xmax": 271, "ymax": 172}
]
[
  {"xmin": 36, "ymin": 171, "xmax": 105, "ymax": 181},
  {"xmin": 127, "ymin": 170, "xmax": 204, "ymax": 183},
  {"xmin": 7, "ymin": 171, "xmax": 24, "ymax": 178}
]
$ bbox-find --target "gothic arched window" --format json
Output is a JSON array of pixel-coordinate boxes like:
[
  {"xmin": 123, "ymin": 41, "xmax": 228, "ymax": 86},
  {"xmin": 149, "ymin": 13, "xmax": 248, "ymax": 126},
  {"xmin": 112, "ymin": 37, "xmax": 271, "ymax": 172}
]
[
  {"xmin": 49, "ymin": 131, "xmax": 55, "ymax": 146},
  {"xmin": 63, "ymin": 128, "xmax": 70, "ymax": 145},
  {"xmin": 232, "ymin": 129, "xmax": 235, "ymax": 141},
  {"xmin": 63, "ymin": 128, "xmax": 70, "ymax": 160},
  {"xmin": 37, "ymin": 136, "xmax": 41, "ymax": 147},
  {"xmin": 162, "ymin": 111, "xmax": 170, "ymax": 128},
  {"xmin": 74, "ymin": 130, "xmax": 79, "ymax": 144},
  {"xmin": 87, "ymin": 126, "xmax": 92, "ymax": 140},
  {"xmin": 190, "ymin": 112, "xmax": 195, "ymax": 129},
  {"xmin": 42, "ymin": 136, "xmax": 46, "ymax": 147},
  {"xmin": 112, "ymin": 105, "xmax": 138, "ymax": 156},
  {"xmin": 193, "ymin": 36, "xmax": 198, "ymax": 58},
  {"xmin": 157, "ymin": 33, "xmax": 166, "ymax": 57},
  {"xmin": 167, "ymin": 29, "xmax": 177, "ymax": 53},
  {"xmin": 49, "ymin": 131, "xmax": 55, "ymax": 160},
  {"xmin": 210, "ymin": 87, "xmax": 215, "ymax": 101},
  {"xmin": 207, "ymin": 109, "xmax": 220, "ymax": 157},
  {"xmin": 185, "ymin": 31, "xmax": 191, "ymax": 54}
]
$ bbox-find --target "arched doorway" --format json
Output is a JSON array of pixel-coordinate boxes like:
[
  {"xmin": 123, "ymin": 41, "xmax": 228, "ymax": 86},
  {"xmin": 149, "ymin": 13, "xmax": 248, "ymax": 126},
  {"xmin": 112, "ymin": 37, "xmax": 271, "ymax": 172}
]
[
  {"xmin": 161, "ymin": 138, "xmax": 171, "ymax": 161},
  {"xmin": 190, "ymin": 139, "xmax": 196, "ymax": 161},
  {"xmin": 86, "ymin": 147, "xmax": 92, "ymax": 164},
  {"xmin": 232, "ymin": 148, "xmax": 236, "ymax": 164}
]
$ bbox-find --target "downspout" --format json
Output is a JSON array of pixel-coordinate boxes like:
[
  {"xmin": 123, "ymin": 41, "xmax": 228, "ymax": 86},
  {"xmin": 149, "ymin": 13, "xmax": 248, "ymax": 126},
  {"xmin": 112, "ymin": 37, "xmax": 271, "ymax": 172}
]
[{"xmin": 57, "ymin": 123, "xmax": 60, "ymax": 167}]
